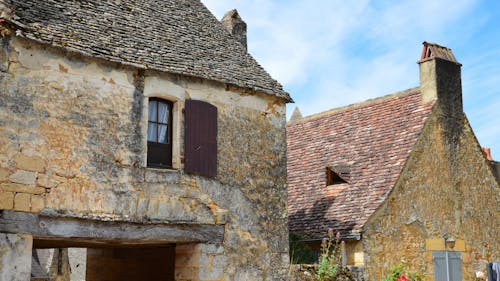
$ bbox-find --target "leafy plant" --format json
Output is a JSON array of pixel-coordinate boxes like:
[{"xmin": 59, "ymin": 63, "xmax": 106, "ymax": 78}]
[
  {"xmin": 317, "ymin": 229, "xmax": 343, "ymax": 281},
  {"xmin": 382, "ymin": 262, "xmax": 424, "ymax": 281}
]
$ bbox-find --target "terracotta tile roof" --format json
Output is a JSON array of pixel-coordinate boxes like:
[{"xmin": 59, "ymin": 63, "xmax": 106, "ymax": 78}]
[
  {"xmin": 287, "ymin": 89, "xmax": 434, "ymax": 239},
  {"xmin": 0, "ymin": 0, "xmax": 290, "ymax": 101}
]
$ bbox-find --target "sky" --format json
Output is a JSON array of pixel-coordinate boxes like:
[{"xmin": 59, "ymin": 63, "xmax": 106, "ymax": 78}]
[{"xmin": 201, "ymin": 0, "xmax": 500, "ymax": 160}]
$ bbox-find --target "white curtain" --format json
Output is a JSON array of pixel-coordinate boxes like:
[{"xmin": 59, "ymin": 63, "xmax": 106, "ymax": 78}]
[
  {"xmin": 147, "ymin": 123, "xmax": 156, "ymax": 142},
  {"xmin": 148, "ymin": 100, "xmax": 157, "ymax": 122},
  {"xmin": 158, "ymin": 125, "xmax": 167, "ymax": 143},
  {"xmin": 158, "ymin": 102, "xmax": 169, "ymax": 123}
]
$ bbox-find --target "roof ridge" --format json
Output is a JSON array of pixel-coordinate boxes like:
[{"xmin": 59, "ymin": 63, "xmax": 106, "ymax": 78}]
[
  {"xmin": 2, "ymin": 0, "xmax": 292, "ymax": 101},
  {"xmin": 288, "ymin": 87, "xmax": 420, "ymax": 125}
]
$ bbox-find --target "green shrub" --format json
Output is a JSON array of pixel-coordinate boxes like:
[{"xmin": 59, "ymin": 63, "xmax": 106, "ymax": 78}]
[
  {"xmin": 381, "ymin": 262, "xmax": 424, "ymax": 281},
  {"xmin": 317, "ymin": 229, "xmax": 342, "ymax": 281}
]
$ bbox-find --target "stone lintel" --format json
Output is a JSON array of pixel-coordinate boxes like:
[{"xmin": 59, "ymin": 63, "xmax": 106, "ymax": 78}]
[{"xmin": 0, "ymin": 210, "xmax": 224, "ymax": 247}]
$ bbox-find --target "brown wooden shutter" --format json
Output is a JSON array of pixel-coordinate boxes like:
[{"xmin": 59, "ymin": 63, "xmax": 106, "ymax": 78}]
[{"xmin": 184, "ymin": 100, "xmax": 217, "ymax": 177}]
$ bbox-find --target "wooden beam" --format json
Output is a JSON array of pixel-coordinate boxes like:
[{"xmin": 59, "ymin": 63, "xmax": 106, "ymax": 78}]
[{"xmin": 0, "ymin": 210, "xmax": 224, "ymax": 247}]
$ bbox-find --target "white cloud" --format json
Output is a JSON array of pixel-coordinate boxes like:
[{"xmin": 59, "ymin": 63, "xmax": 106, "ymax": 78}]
[
  {"xmin": 202, "ymin": 0, "xmax": 499, "ymax": 158},
  {"xmin": 203, "ymin": 0, "xmax": 473, "ymax": 112}
]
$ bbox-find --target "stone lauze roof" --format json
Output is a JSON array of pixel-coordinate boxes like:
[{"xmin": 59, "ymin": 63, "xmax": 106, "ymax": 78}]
[
  {"xmin": 1, "ymin": 0, "xmax": 290, "ymax": 100},
  {"xmin": 287, "ymin": 89, "xmax": 434, "ymax": 239}
]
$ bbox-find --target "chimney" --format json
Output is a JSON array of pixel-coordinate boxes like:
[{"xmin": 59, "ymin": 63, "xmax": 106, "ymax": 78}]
[
  {"xmin": 221, "ymin": 9, "xmax": 247, "ymax": 51},
  {"xmin": 290, "ymin": 107, "xmax": 303, "ymax": 121},
  {"xmin": 482, "ymin": 148, "xmax": 494, "ymax": 161},
  {"xmin": 418, "ymin": 42, "xmax": 463, "ymax": 118}
]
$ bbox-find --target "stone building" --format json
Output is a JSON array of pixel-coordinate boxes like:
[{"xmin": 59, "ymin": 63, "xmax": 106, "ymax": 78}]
[
  {"xmin": 0, "ymin": 1, "xmax": 292, "ymax": 280},
  {"xmin": 287, "ymin": 42, "xmax": 500, "ymax": 281}
]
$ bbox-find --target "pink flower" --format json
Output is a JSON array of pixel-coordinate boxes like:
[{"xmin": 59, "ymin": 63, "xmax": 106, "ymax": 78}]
[
  {"xmin": 328, "ymin": 228, "xmax": 334, "ymax": 236},
  {"xmin": 321, "ymin": 237, "xmax": 328, "ymax": 247},
  {"xmin": 336, "ymin": 231, "xmax": 341, "ymax": 239},
  {"xmin": 476, "ymin": 271, "xmax": 486, "ymax": 280},
  {"xmin": 396, "ymin": 275, "xmax": 409, "ymax": 281}
]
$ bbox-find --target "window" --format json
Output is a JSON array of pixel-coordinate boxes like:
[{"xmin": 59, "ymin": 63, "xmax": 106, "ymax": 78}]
[
  {"xmin": 146, "ymin": 98, "xmax": 217, "ymax": 177},
  {"xmin": 326, "ymin": 165, "xmax": 350, "ymax": 186},
  {"xmin": 147, "ymin": 98, "xmax": 173, "ymax": 168}
]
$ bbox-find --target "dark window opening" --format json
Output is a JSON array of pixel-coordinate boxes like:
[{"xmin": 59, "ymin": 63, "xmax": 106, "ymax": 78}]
[
  {"xmin": 147, "ymin": 98, "xmax": 173, "ymax": 168},
  {"xmin": 326, "ymin": 166, "xmax": 349, "ymax": 186}
]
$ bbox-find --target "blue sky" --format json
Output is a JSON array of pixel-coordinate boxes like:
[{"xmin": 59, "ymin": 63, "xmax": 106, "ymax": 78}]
[{"xmin": 202, "ymin": 0, "xmax": 500, "ymax": 160}]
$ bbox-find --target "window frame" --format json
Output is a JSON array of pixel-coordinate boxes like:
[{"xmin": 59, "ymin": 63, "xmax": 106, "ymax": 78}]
[{"xmin": 147, "ymin": 97, "xmax": 174, "ymax": 169}]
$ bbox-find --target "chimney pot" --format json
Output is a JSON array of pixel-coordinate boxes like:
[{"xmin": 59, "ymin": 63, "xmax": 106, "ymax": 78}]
[
  {"xmin": 418, "ymin": 42, "xmax": 463, "ymax": 118},
  {"xmin": 482, "ymin": 147, "xmax": 494, "ymax": 161},
  {"xmin": 221, "ymin": 9, "xmax": 247, "ymax": 52}
]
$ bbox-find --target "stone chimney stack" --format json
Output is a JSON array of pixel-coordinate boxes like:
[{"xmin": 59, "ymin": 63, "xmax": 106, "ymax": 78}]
[
  {"xmin": 221, "ymin": 9, "xmax": 247, "ymax": 51},
  {"xmin": 418, "ymin": 42, "xmax": 463, "ymax": 118}
]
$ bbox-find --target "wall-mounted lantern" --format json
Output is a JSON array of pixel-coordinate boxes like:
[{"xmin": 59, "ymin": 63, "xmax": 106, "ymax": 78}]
[
  {"xmin": 443, "ymin": 234, "xmax": 456, "ymax": 249},
  {"xmin": 445, "ymin": 236, "xmax": 456, "ymax": 249}
]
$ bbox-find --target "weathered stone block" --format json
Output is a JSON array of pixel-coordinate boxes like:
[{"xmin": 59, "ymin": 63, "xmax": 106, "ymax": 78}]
[
  {"xmin": 462, "ymin": 252, "xmax": 471, "ymax": 263},
  {"xmin": 9, "ymin": 170, "xmax": 37, "ymax": 185},
  {"xmin": 69, "ymin": 248, "xmax": 87, "ymax": 281},
  {"xmin": 200, "ymin": 260, "xmax": 223, "ymax": 280},
  {"xmin": 0, "ymin": 233, "xmax": 33, "ymax": 281},
  {"xmin": 175, "ymin": 266, "xmax": 198, "ymax": 280},
  {"xmin": 14, "ymin": 193, "xmax": 31, "ymax": 211},
  {"xmin": 145, "ymin": 169, "xmax": 179, "ymax": 183},
  {"xmin": 214, "ymin": 208, "xmax": 229, "ymax": 224},
  {"xmin": 31, "ymin": 194, "xmax": 44, "ymax": 212},
  {"xmin": 13, "ymin": 154, "xmax": 46, "ymax": 172},
  {"xmin": 0, "ymin": 182, "xmax": 45, "ymax": 194},
  {"xmin": 354, "ymin": 252, "xmax": 364, "ymax": 266},
  {"xmin": 453, "ymin": 239, "xmax": 466, "ymax": 252},
  {"xmin": 175, "ymin": 244, "xmax": 201, "ymax": 268},
  {"xmin": 0, "ymin": 167, "xmax": 9, "ymax": 182},
  {"xmin": 146, "ymin": 198, "xmax": 159, "ymax": 217},
  {"xmin": 211, "ymin": 255, "xmax": 228, "ymax": 267},
  {"xmin": 36, "ymin": 174, "xmax": 61, "ymax": 188},
  {"xmin": 52, "ymin": 167, "xmax": 76, "ymax": 179},
  {"xmin": 201, "ymin": 244, "xmax": 224, "ymax": 255},
  {"xmin": 0, "ymin": 191, "xmax": 14, "ymax": 209},
  {"xmin": 425, "ymin": 238, "xmax": 445, "ymax": 251},
  {"xmin": 136, "ymin": 197, "xmax": 149, "ymax": 217}
]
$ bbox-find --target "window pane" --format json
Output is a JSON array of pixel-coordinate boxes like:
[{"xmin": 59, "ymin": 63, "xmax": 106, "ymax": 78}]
[
  {"xmin": 147, "ymin": 122, "xmax": 157, "ymax": 142},
  {"xmin": 158, "ymin": 124, "xmax": 168, "ymax": 143},
  {"xmin": 158, "ymin": 102, "xmax": 169, "ymax": 123},
  {"xmin": 148, "ymin": 100, "xmax": 157, "ymax": 122}
]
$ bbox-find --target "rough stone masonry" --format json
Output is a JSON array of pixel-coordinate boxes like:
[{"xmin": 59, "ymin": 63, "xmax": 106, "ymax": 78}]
[{"xmin": 0, "ymin": 0, "xmax": 291, "ymax": 280}]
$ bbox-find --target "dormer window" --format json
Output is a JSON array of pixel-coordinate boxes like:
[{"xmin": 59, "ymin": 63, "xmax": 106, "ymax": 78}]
[{"xmin": 326, "ymin": 165, "xmax": 350, "ymax": 186}]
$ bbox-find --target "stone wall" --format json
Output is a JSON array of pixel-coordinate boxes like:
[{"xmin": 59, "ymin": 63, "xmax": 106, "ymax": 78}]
[
  {"xmin": 0, "ymin": 36, "xmax": 289, "ymax": 280},
  {"xmin": 362, "ymin": 109, "xmax": 500, "ymax": 280}
]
